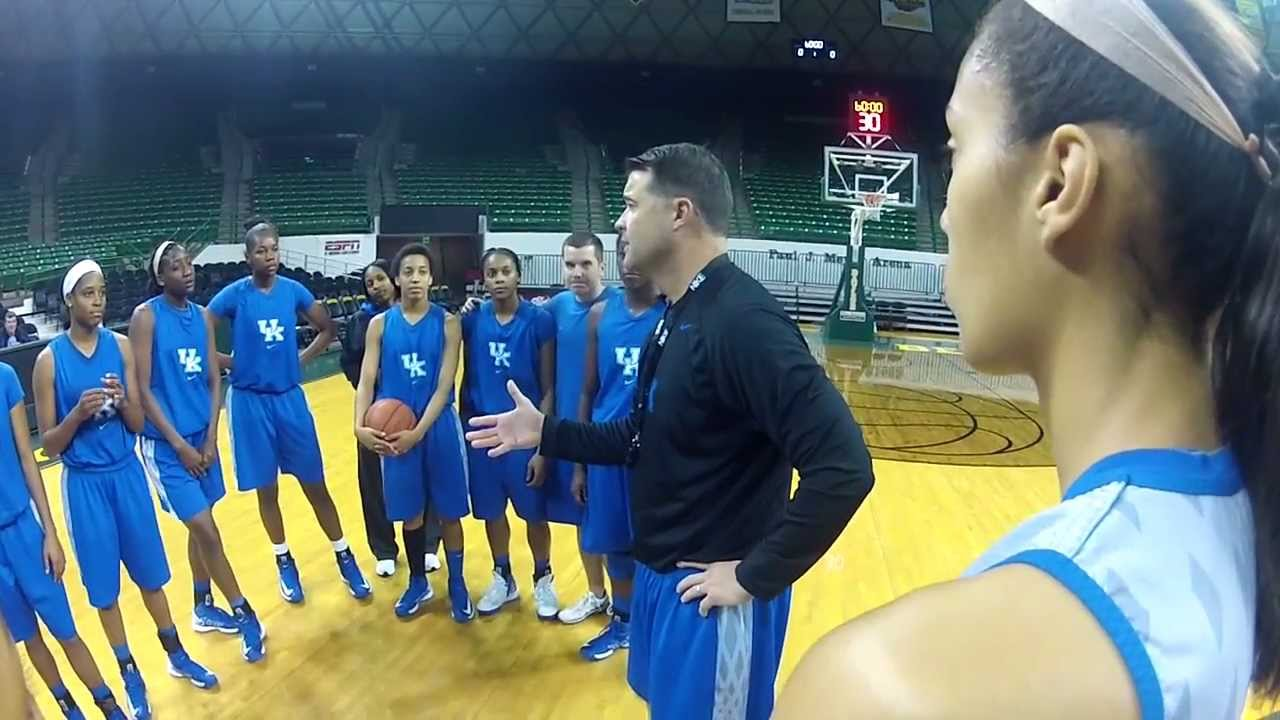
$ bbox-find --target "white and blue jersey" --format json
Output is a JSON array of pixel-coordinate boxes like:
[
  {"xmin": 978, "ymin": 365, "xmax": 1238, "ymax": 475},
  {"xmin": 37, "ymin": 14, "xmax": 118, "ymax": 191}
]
[
  {"xmin": 965, "ymin": 448, "xmax": 1254, "ymax": 720},
  {"xmin": 462, "ymin": 300, "xmax": 555, "ymax": 522},
  {"xmin": 51, "ymin": 330, "xmax": 170, "ymax": 609},
  {"xmin": 136, "ymin": 297, "xmax": 225, "ymax": 522},
  {"xmin": 0, "ymin": 362, "xmax": 79, "ymax": 645},
  {"xmin": 545, "ymin": 286, "xmax": 618, "ymax": 524},
  {"xmin": 209, "ymin": 276, "xmax": 325, "ymax": 491},
  {"xmin": 209, "ymin": 276, "xmax": 314, "ymax": 393},
  {"xmin": 378, "ymin": 304, "xmax": 469, "ymax": 522},
  {"xmin": 582, "ymin": 296, "xmax": 664, "ymax": 555}
]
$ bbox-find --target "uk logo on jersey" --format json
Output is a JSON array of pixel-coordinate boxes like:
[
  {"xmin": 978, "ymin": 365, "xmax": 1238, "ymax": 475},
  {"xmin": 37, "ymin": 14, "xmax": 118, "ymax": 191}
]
[
  {"xmin": 402, "ymin": 353, "xmax": 427, "ymax": 379},
  {"xmin": 616, "ymin": 346, "xmax": 641, "ymax": 384},
  {"xmin": 177, "ymin": 348, "xmax": 202, "ymax": 376},
  {"xmin": 489, "ymin": 342, "xmax": 511, "ymax": 368},
  {"xmin": 94, "ymin": 396, "xmax": 118, "ymax": 425},
  {"xmin": 258, "ymin": 318, "xmax": 285, "ymax": 344}
]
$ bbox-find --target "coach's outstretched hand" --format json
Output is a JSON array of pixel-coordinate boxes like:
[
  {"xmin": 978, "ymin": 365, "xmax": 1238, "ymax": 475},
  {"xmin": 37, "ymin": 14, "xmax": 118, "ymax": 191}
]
[{"xmin": 466, "ymin": 380, "xmax": 544, "ymax": 457}]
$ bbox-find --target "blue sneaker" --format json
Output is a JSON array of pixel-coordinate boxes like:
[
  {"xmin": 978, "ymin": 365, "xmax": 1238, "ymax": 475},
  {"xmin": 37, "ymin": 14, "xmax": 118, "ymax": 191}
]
[
  {"xmin": 579, "ymin": 617, "xmax": 630, "ymax": 662},
  {"xmin": 120, "ymin": 662, "xmax": 150, "ymax": 720},
  {"xmin": 336, "ymin": 550, "xmax": 372, "ymax": 600},
  {"xmin": 166, "ymin": 649, "xmax": 218, "ymax": 689},
  {"xmin": 448, "ymin": 579, "xmax": 476, "ymax": 624},
  {"xmin": 55, "ymin": 697, "xmax": 85, "ymax": 719},
  {"xmin": 276, "ymin": 552, "xmax": 304, "ymax": 604},
  {"xmin": 233, "ymin": 605, "xmax": 267, "ymax": 663},
  {"xmin": 192, "ymin": 595, "xmax": 240, "ymax": 635},
  {"xmin": 394, "ymin": 575, "xmax": 434, "ymax": 618}
]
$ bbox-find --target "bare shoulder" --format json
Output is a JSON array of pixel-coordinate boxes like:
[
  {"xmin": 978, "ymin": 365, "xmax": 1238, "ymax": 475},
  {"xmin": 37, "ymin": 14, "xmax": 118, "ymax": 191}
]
[
  {"xmin": 775, "ymin": 565, "xmax": 1140, "ymax": 720},
  {"xmin": 130, "ymin": 302, "xmax": 153, "ymax": 323}
]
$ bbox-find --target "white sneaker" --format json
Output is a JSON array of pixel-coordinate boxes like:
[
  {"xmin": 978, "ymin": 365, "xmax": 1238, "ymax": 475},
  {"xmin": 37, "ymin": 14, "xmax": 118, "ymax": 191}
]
[
  {"xmin": 375, "ymin": 559, "xmax": 396, "ymax": 578},
  {"xmin": 558, "ymin": 591, "xmax": 608, "ymax": 625},
  {"xmin": 424, "ymin": 553, "xmax": 442, "ymax": 573},
  {"xmin": 533, "ymin": 574, "xmax": 559, "ymax": 621},
  {"xmin": 476, "ymin": 571, "xmax": 518, "ymax": 616}
]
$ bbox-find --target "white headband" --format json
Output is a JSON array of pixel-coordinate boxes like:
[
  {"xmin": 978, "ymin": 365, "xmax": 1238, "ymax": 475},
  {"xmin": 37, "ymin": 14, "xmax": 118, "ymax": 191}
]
[
  {"xmin": 1023, "ymin": 0, "xmax": 1271, "ymax": 181},
  {"xmin": 151, "ymin": 240, "xmax": 175, "ymax": 279},
  {"xmin": 62, "ymin": 259, "xmax": 103, "ymax": 299}
]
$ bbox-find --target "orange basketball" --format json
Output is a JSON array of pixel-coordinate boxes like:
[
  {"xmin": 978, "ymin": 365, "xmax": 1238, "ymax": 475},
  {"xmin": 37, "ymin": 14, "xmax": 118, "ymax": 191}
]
[{"xmin": 364, "ymin": 398, "xmax": 417, "ymax": 435}]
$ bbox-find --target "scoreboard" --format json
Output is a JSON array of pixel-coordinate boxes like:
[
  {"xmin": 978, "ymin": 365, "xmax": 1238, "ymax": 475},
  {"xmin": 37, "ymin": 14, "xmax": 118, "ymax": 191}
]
[{"xmin": 848, "ymin": 94, "xmax": 892, "ymax": 137}]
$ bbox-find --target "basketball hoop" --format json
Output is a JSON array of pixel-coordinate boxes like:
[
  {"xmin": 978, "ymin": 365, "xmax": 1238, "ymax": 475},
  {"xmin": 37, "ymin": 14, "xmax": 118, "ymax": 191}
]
[{"xmin": 860, "ymin": 192, "xmax": 886, "ymax": 223}]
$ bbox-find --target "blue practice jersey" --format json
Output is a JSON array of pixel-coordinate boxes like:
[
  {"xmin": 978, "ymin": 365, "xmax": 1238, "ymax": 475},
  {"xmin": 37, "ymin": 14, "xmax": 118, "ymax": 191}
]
[
  {"xmin": 377, "ymin": 304, "xmax": 452, "ymax": 417},
  {"xmin": 462, "ymin": 300, "xmax": 555, "ymax": 417},
  {"xmin": 592, "ymin": 296, "xmax": 665, "ymax": 423},
  {"xmin": 51, "ymin": 329, "xmax": 135, "ymax": 471},
  {"xmin": 547, "ymin": 286, "xmax": 617, "ymax": 420},
  {"xmin": 142, "ymin": 296, "xmax": 211, "ymax": 439},
  {"xmin": 208, "ymin": 276, "xmax": 316, "ymax": 393},
  {"xmin": 0, "ymin": 363, "xmax": 29, "ymax": 526}
]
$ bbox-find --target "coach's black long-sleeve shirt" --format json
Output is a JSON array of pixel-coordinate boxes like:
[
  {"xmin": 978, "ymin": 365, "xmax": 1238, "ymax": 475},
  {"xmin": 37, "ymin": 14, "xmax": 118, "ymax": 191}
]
[{"xmin": 539, "ymin": 253, "xmax": 873, "ymax": 600}]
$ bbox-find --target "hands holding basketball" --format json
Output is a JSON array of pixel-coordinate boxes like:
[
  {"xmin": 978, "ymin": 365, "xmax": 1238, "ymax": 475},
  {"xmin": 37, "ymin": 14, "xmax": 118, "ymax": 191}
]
[
  {"xmin": 360, "ymin": 398, "xmax": 424, "ymax": 456},
  {"xmin": 465, "ymin": 380, "xmax": 544, "ymax": 457}
]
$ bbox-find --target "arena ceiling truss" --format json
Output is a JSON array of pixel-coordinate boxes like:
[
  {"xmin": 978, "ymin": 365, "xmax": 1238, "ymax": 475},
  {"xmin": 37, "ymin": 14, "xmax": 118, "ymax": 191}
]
[{"xmin": 0, "ymin": 0, "xmax": 990, "ymax": 78}]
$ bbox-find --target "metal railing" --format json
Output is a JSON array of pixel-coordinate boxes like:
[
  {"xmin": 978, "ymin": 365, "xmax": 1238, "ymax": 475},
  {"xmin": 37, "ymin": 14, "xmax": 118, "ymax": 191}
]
[{"xmin": 279, "ymin": 246, "xmax": 365, "ymax": 277}]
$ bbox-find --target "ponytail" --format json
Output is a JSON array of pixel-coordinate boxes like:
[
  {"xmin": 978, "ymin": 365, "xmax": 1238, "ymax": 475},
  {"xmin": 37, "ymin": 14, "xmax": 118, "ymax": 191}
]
[{"xmin": 1213, "ymin": 176, "xmax": 1280, "ymax": 694}]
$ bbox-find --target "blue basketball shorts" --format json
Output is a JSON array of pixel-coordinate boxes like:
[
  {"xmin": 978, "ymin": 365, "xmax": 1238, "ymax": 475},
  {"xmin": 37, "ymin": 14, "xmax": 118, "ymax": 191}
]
[
  {"xmin": 467, "ymin": 445, "xmax": 547, "ymax": 523},
  {"xmin": 581, "ymin": 464, "xmax": 633, "ymax": 555},
  {"xmin": 0, "ymin": 510, "xmax": 77, "ymax": 644},
  {"xmin": 544, "ymin": 459, "xmax": 583, "ymax": 526},
  {"xmin": 382, "ymin": 408, "xmax": 470, "ymax": 522},
  {"xmin": 628, "ymin": 563, "xmax": 791, "ymax": 720},
  {"xmin": 62, "ymin": 461, "xmax": 171, "ymax": 609},
  {"xmin": 227, "ymin": 386, "xmax": 325, "ymax": 491},
  {"xmin": 138, "ymin": 430, "xmax": 226, "ymax": 523}
]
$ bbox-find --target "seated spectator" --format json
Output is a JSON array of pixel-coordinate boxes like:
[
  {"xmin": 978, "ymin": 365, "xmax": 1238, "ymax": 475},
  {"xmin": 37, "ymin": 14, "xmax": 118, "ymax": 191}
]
[{"xmin": 2, "ymin": 310, "xmax": 33, "ymax": 347}]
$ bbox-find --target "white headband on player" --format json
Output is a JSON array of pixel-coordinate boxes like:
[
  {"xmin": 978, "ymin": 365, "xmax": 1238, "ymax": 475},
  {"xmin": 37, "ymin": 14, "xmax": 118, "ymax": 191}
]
[
  {"xmin": 151, "ymin": 240, "xmax": 176, "ymax": 279},
  {"xmin": 62, "ymin": 259, "xmax": 103, "ymax": 299},
  {"xmin": 1023, "ymin": 0, "xmax": 1271, "ymax": 182}
]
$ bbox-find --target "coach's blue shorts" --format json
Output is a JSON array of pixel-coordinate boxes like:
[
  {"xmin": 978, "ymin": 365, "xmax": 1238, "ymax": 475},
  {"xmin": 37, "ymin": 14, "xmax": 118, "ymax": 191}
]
[
  {"xmin": 0, "ymin": 510, "xmax": 77, "ymax": 644},
  {"xmin": 467, "ymin": 445, "xmax": 547, "ymax": 522},
  {"xmin": 544, "ymin": 459, "xmax": 583, "ymax": 526},
  {"xmin": 138, "ymin": 430, "xmax": 226, "ymax": 523},
  {"xmin": 382, "ymin": 408, "xmax": 469, "ymax": 522},
  {"xmin": 629, "ymin": 563, "xmax": 791, "ymax": 720},
  {"xmin": 63, "ymin": 462, "xmax": 171, "ymax": 610},
  {"xmin": 227, "ymin": 386, "xmax": 325, "ymax": 491},
  {"xmin": 581, "ymin": 464, "xmax": 632, "ymax": 555}
]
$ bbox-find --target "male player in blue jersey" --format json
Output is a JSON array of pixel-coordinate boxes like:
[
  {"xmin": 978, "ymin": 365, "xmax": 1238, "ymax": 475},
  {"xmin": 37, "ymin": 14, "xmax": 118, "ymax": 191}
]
[
  {"xmin": 35, "ymin": 260, "xmax": 219, "ymax": 720},
  {"xmin": 208, "ymin": 223, "xmax": 371, "ymax": 604},
  {"xmin": 573, "ymin": 233, "xmax": 665, "ymax": 661},
  {"xmin": 130, "ymin": 241, "xmax": 265, "ymax": 662},
  {"xmin": 354, "ymin": 243, "xmax": 474, "ymax": 622},
  {"xmin": 545, "ymin": 232, "xmax": 617, "ymax": 625},
  {"xmin": 461, "ymin": 248, "xmax": 560, "ymax": 619},
  {"xmin": 0, "ymin": 353, "xmax": 129, "ymax": 719}
]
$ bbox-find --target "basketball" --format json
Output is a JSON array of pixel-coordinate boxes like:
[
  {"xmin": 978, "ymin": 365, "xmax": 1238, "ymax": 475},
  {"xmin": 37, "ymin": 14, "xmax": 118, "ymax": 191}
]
[{"xmin": 364, "ymin": 398, "xmax": 416, "ymax": 435}]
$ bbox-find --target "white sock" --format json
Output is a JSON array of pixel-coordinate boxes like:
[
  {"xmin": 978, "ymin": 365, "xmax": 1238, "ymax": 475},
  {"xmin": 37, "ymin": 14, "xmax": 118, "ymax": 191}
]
[
  {"xmin": 331, "ymin": 538, "xmax": 349, "ymax": 554},
  {"xmin": 272, "ymin": 543, "xmax": 290, "ymax": 556}
]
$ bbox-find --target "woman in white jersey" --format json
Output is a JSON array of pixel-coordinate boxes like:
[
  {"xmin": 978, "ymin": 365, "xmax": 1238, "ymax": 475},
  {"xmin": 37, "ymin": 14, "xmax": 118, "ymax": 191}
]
[{"xmin": 777, "ymin": 1, "xmax": 1280, "ymax": 718}]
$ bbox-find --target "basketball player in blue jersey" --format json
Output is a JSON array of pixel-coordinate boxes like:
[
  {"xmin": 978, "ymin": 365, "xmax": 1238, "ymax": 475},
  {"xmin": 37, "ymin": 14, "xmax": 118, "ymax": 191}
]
[
  {"xmin": 0, "ymin": 354, "xmax": 129, "ymax": 719},
  {"xmin": 573, "ymin": 235, "xmax": 664, "ymax": 662},
  {"xmin": 208, "ymin": 222, "xmax": 371, "ymax": 604},
  {"xmin": 129, "ymin": 241, "xmax": 265, "ymax": 663},
  {"xmin": 461, "ymin": 248, "xmax": 560, "ymax": 619},
  {"xmin": 545, "ymin": 232, "xmax": 616, "ymax": 625},
  {"xmin": 34, "ymin": 260, "xmax": 217, "ymax": 720},
  {"xmin": 355, "ymin": 243, "xmax": 474, "ymax": 622},
  {"xmin": 778, "ymin": 1, "xmax": 1280, "ymax": 717}
]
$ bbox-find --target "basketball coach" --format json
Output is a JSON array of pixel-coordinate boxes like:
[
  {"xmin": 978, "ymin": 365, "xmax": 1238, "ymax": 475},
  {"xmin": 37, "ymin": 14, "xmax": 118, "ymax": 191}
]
[{"xmin": 465, "ymin": 142, "xmax": 874, "ymax": 720}]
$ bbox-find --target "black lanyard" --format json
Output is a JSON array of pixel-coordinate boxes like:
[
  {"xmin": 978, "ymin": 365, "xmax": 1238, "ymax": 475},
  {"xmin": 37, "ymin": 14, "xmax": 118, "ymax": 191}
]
[{"xmin": 625, "ymin": 259, "xmax": 718, "ymax": 466}]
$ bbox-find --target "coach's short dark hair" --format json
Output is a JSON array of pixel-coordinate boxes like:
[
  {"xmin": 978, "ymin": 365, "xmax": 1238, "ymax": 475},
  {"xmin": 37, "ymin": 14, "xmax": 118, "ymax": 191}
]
[
  {"xmin": 243, "ymin": 221, "xmax": 279, "ymax": 252},
  {"xmin": 562, "ymin": 232, "xmax": 604, "ymax": 261},
  {"xmin": 392, "ymin": 242, "xmax": 439, "ymax": 278},
  {"xmin": 626, "ymin": 143, "xmax": 733, "ymax": 236}
]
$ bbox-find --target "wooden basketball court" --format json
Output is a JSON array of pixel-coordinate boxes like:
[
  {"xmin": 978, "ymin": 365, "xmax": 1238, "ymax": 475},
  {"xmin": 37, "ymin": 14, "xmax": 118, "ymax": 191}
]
[{"xmin": 17, "ymin": 333, "xmax": 1277, "ymax": 719}]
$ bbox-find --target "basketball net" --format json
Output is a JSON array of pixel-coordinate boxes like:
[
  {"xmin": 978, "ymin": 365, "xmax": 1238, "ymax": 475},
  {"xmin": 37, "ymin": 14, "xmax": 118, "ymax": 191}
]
[{"xmin": 846, "ymin": 192, "xmax": 884, "ymax": 312}]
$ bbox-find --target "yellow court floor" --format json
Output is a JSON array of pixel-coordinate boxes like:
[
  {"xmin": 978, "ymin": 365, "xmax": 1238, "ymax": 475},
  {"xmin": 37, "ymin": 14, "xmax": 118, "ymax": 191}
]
[{"xmin": 17, "ymin": 337, "xmax": 1280, "ymax": 719}]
